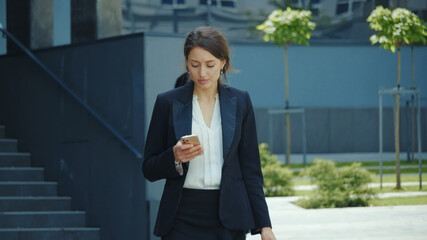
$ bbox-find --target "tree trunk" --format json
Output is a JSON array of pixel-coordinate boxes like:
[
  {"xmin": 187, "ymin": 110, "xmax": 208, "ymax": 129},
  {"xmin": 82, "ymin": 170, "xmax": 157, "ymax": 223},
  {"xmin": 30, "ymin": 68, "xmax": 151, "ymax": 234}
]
[
  {"xmin": 395, "ymin": 48, "xmax": 401, "ymax": 190},
  {"xmin": 284, "ymin": 45, "xmax": 291, "ymax": 167},
  {"xmin": 411, "ymin": 45, "xmax": 415, "ymax": 162}
]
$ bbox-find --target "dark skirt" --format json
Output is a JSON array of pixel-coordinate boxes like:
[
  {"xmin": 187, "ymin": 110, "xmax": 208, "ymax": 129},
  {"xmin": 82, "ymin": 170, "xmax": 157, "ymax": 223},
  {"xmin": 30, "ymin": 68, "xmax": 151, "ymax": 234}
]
[{"xmin": 162, "ymin": 188, "xmax": 247, "ymax": 240}]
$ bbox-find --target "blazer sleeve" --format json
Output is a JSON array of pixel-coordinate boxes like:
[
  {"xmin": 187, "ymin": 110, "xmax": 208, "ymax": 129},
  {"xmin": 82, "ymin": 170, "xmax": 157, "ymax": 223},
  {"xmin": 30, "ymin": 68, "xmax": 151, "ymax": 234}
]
[
  {"xmin": 238, "ymin": 92, "xmax": 272, "ymax": 234},
  {"xmin": 142, "ymin": 95, "xmax": 181, "ymax": 182}
]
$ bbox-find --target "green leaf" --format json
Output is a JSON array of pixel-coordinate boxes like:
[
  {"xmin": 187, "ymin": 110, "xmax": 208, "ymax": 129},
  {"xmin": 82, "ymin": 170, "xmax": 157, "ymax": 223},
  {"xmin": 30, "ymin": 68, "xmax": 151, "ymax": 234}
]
[
  {"xmin": 256, "ymin": 7, "xmax": 316, "ymax": 47},
  {"xmin": 367, "ymin": 6, "xmax": 427, "ymax": 52}
]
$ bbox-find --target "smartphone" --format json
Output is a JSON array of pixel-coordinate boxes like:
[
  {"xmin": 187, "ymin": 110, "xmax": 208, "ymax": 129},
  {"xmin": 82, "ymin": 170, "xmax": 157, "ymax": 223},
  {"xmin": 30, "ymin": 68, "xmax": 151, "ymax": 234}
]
[{"xmin": 180, "ymin": 135, "xmax": 200, "ymax": 146}]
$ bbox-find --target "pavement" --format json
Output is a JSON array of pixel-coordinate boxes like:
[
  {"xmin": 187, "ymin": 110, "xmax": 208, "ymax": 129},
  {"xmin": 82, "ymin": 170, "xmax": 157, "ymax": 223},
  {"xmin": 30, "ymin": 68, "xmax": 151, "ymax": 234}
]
[
  {"xmin": 246, "ymin": 196, "xmax": 427, "ymax": 240},
  {"xmin": 245, "ymin": 152, "xmax": 427, "ymax": 240}
]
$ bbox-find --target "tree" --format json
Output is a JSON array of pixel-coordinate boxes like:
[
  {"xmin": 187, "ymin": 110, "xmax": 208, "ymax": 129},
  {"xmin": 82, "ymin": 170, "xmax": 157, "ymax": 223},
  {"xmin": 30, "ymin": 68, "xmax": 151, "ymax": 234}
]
[
  {"xmin": 367, "ymin": 6, "xmax": 426, "ymax": 189},
  {"xmin": 256, "ymin": 7, "xmax": 315, "ymax": 167}
]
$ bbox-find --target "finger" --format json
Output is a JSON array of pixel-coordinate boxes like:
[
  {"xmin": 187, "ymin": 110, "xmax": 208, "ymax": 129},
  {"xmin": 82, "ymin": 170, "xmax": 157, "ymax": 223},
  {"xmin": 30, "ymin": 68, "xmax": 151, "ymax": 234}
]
[
  {"xmin": 180, "ymin": 147, "xmax": 203, "ymax": 162},
  {"xmin": 184, "ymin": 148, "xmax": 203, "ymax": 161},
  {"xmin": 184, "ymin": 145, "xmax": 203, "ymax": 157},
  {"xmin": 180, "ymin": 144, "xmax": 202, "ymax": 154},
  {"xmin": 180, "ymin": 143, "xmax": 194, "ymax": 149}
]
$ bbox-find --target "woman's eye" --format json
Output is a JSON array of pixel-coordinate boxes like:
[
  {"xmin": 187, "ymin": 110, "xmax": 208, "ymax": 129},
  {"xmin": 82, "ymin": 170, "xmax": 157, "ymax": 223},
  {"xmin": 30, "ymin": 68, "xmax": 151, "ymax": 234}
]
[
  {"xmin": 191, "ymin": 65, "xmax": 199, "ymax": 68},
  {"xmin": 207, "ymin": 65, "xmax": 215, "ymax": 68}
]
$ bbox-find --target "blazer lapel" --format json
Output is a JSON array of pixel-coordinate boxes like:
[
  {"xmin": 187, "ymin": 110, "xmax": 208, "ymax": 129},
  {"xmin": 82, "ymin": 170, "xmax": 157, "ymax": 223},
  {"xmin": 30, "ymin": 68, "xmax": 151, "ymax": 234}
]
[
  {"xmin": 173, "ymin": 82, "xmax": 194, "ymax": 141},
  {"xmin": 219, "ymin": 85, "xmax": 236, "ymax": 159},
  {"xmin": 172, "ymin": 82, "xmax": 236, "ymax": 158}
]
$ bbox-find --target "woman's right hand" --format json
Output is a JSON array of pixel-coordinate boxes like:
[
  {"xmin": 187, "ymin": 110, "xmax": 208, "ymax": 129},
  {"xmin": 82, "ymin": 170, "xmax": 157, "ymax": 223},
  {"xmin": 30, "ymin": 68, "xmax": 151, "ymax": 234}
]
[{"xmin": 173, "ymin": 140, "xmax": 203, "ymax": 163}]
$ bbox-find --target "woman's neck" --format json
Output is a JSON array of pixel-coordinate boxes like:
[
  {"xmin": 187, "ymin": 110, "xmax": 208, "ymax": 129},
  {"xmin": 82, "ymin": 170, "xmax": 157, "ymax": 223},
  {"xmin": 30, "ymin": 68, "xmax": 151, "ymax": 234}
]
[{"xmin": 194, "ymin": 84, "xmax": 218, "ymax": 101}]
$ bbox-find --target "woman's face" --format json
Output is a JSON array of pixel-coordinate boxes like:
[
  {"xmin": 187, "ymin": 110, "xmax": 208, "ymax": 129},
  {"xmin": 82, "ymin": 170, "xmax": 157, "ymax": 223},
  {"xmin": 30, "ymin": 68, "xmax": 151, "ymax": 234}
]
[{"xmin": 186, "ymin": 46, "xmax": 225, "ymax": 92}]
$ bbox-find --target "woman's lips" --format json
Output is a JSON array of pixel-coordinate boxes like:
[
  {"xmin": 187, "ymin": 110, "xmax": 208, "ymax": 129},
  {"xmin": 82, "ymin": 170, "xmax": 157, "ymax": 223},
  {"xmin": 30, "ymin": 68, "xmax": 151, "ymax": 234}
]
[{"xmin": 198, "ymin": 79, "xmax": 208, "ymax": 85}]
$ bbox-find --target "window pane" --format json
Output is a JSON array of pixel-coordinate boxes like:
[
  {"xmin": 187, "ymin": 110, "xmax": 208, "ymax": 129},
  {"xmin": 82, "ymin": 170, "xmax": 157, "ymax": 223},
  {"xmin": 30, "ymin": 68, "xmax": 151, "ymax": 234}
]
[
  {"xmin": 221, "ymin": 1, "xmax": 235, "ymax": 7},
  {"xmin": 200, "ymin": 0, "xmax": 217, "ymax": 5},
  {"xmin": 162, "ymin": 0, "xmax": 185, "ymax": 4},
  {"xmin": 336, "ymin": 3, "xmax": 349, "ymax": 15},
  {"xmin": 311, "ymin": 8, "xmax": 319, "ymax": 16}
]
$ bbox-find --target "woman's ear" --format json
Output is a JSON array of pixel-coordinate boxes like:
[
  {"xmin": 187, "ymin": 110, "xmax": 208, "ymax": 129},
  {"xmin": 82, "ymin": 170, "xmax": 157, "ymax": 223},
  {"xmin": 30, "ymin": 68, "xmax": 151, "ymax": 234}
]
[{"xmin": 220, "ymin": 60, "xmax": 226, "ymax": 71}]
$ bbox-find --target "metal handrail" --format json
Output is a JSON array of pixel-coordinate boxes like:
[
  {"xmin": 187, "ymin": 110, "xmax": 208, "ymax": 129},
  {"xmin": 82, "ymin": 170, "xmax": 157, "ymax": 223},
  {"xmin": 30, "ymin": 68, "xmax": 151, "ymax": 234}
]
[{"xmin": 0, "ymin": 24, "xmax": 142, "ymax": 159}]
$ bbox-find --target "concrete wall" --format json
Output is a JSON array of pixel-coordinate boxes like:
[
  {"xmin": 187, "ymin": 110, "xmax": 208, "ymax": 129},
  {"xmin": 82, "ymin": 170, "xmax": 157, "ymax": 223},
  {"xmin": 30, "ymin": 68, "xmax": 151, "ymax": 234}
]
[
  {"xmin": 229, "ymin": 44, "xmax": 427, "ymax": 108},
  {"xmin": 255, "ymin": 107, "xmax": 427, "ymax": 154},
  {"xmin": 228, "ymin": 42, "xmax": 427, "ymax": 154}
]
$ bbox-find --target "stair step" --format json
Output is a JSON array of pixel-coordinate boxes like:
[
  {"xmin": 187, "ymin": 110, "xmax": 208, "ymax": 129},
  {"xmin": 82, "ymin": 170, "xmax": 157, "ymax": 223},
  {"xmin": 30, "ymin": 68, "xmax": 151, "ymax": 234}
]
[
  {"xmin": 0, "ymin": 139, "xmax": 18, "ymax": 152},
  {"xmin": 0, "ymin": 211, "xmax": 86, "ymax": 228},
  {"xmin": 0, "ymin": 182, "xmax": 57, "ymax": 196},
  {"xmin": 0, "ymin": 196, "xmax": 71, "ymax": 211},
  {"xmin": 0, "ymin": 126, "xmax": 5, "ymax": 138},
  {"xmin": 0, "ymin": 228, "xmax": 100, "ymax": 240},
  {"xmin": 0, "ymin": 153, "xmax": 31, "ymax": 167},
  {"xmin": 0, "ymin": 167, "xmax": 44, "ymax": 181}
]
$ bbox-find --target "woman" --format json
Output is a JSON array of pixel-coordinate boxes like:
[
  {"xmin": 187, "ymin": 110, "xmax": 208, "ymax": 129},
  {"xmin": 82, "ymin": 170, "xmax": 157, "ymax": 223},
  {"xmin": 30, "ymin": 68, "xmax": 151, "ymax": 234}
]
[{"xmin": 143, "ymin": 27, "xmax": 276, "ymax": 240}]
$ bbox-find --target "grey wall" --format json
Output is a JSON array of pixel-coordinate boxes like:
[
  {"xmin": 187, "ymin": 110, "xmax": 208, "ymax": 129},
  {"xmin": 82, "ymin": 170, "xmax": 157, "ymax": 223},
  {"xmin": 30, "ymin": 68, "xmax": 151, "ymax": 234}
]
[
  {"xmin": 228, "ymin": 43, "xmax": 427, "ymax": 153},
  {"xmin": 0, "ymin": 34, "xmax": 147, "ymax": 240},
  {"xmin": 229, "ymin": 44, "xmax": 427, "ymax": 108},
  {"xmin": 255, "ymin": 107, "xmax": 427, "ymax": 154}
]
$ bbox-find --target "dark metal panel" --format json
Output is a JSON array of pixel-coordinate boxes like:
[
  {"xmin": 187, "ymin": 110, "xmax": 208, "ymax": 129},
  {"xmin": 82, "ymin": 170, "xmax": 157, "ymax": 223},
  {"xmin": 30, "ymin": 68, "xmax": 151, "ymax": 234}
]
[
  {"xmin": 305, "ymin": 108, "xmax": 330, "ymax": 153},
  {"xmin": 0, "ymin": 34, "xmax": 147, "ymax": 240}
]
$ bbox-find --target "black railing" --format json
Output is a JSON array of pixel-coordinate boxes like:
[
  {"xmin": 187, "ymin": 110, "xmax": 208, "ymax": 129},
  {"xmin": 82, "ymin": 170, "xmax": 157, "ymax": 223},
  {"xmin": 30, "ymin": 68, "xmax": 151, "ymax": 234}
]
[{"xmin": 0, "ymin": 24, "xmax": 142, "ymax": 159}]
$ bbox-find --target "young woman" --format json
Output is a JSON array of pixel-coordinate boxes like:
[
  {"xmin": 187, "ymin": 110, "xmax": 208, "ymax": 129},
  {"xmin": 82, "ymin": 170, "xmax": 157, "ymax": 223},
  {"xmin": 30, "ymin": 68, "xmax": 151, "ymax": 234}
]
[{"xmin": 143, "ymin": 27, "xmax": 276, "ymax": 240}]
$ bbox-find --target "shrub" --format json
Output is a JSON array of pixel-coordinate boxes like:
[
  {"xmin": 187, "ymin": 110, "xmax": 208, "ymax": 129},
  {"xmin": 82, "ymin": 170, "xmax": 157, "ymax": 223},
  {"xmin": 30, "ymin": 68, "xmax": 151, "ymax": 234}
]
[
  {"xmin": 259, "ymin": 143, "xmax": 294, "ymax": 196},
  {"xmin": 296, "ymin": 159, "xmax": 375, "ymax": 208}
]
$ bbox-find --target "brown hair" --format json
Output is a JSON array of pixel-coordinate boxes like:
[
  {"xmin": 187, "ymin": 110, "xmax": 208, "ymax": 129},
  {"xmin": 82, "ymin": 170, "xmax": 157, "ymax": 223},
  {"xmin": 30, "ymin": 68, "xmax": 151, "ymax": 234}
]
[{"xmin": 184, "ymin": 27, "xmax": 232, "ymax": 83}]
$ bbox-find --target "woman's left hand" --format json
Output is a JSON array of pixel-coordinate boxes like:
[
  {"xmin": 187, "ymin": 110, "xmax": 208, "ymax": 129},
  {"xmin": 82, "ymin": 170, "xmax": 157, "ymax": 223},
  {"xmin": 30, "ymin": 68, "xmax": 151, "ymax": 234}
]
[{"xmin": 261, "ymin": 227, "xmax": 276, "ymax": 240}]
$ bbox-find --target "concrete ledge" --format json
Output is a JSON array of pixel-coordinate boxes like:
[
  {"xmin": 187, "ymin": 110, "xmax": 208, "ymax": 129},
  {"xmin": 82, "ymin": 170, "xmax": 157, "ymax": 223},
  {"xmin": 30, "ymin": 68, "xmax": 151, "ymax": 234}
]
[
  {"xmin": 0, "ymin": 211, "xmax": 86, "ymax": 228},
  {"xmin": 0, "ymin": 227, "xmax": 99, "ymax": 240}
]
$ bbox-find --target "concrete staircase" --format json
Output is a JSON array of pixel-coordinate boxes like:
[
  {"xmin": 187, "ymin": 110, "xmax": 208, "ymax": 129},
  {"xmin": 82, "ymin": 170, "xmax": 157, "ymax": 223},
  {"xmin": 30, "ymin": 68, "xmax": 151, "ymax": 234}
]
[{"xmin": 0, "ymin": 125, "xmax": 100, "ymax": 240}]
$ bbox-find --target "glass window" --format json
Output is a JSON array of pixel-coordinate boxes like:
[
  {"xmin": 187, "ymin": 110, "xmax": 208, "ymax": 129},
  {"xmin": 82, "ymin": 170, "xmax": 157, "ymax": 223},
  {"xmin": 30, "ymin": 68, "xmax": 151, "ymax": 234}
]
[
  {"xmin": 311, "ymin": 8, "xmax": 319, "ymax": 16},
  {"xmin": 200, "ymin": 0, "xmax": 218, "ymax": 5},
  {"xmin": 336, "ymin": 3, "xmax": 349, "ymax": 15},
  {"xmin": 162, "ymin": 0, "xmax": 185, "ymax": 4},
  {"xmin": 221, "ymin": 1, "xmax": 235, "ymax": 7}
]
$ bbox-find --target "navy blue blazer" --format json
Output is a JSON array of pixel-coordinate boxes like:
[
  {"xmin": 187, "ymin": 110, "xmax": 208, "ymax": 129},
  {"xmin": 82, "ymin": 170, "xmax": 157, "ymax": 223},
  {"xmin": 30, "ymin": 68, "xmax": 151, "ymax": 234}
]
[{"xmin": 142, "ymin": 81, "xmax": 271, "ymax": 237}]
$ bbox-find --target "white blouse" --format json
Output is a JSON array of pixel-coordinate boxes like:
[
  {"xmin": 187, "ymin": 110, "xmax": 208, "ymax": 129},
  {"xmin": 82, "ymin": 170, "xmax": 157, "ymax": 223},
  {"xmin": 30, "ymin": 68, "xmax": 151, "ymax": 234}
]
[{"xmin": 183, "ymin": 94, "xmax": 224, "ymax": 190}]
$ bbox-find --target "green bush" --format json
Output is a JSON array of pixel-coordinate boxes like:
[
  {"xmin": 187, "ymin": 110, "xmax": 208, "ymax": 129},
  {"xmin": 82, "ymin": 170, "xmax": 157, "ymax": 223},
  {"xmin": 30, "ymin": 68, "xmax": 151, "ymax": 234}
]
[
  {"xmin": 296, "ymin": 159, "xmax": 375, "ymax": 208},
  {"xmin": 259, "ymin": 143, "xmax": 294, "ymax": 196}
]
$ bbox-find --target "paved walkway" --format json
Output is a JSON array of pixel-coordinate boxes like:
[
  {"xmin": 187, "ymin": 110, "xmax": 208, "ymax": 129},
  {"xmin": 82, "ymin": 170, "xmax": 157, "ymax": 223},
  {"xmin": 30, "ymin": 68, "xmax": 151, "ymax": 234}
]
[
  {"xmin": 246, "ymin": 196, "xmax": 427, "ymax": 240},
  {"xmin": 245, "ymin": 152, "xmax": 427, "ymax": 239}
]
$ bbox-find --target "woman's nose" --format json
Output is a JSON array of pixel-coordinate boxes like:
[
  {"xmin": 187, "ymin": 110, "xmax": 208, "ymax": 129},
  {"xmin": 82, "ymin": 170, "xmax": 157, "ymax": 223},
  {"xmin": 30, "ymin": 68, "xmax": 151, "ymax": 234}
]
[{"xmin": 199, "ymin": 66, "xmax": 207, "ymax": 78}]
